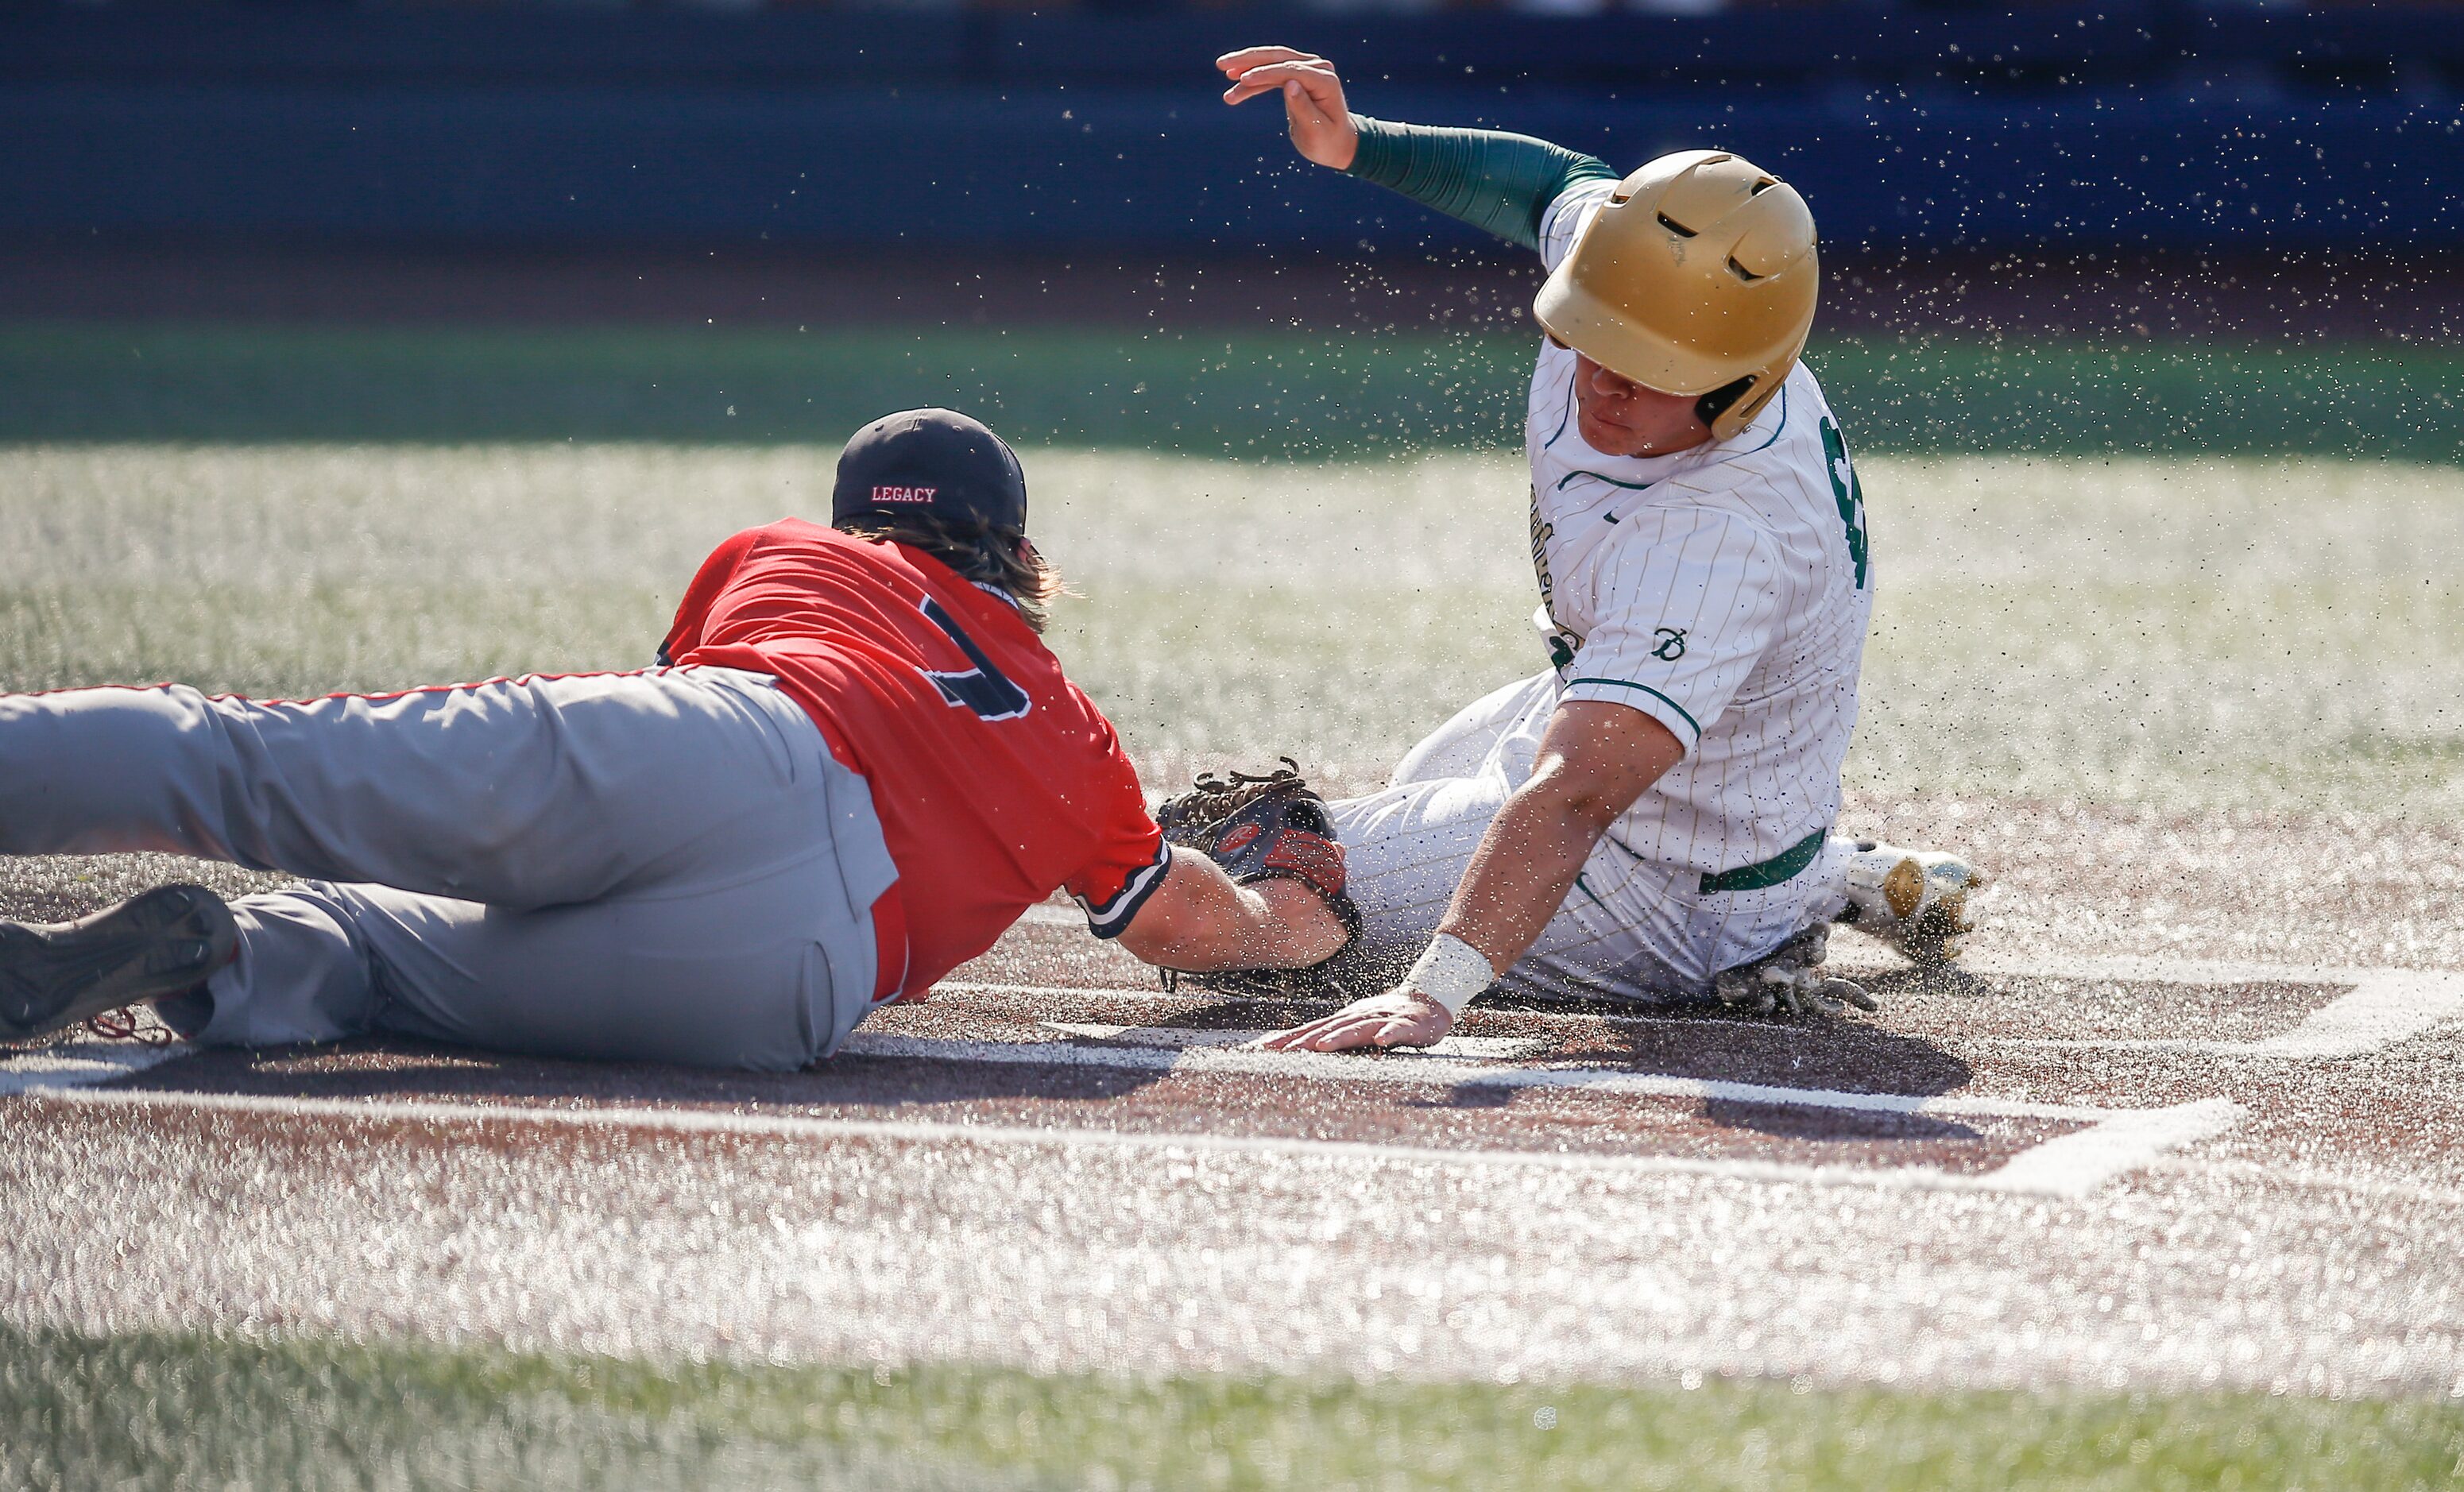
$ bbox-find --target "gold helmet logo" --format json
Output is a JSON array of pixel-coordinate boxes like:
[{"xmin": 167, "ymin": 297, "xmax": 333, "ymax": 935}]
[{"xmin": 1534, "ymin": 149, "xmax": 1820, "ymax": 443}]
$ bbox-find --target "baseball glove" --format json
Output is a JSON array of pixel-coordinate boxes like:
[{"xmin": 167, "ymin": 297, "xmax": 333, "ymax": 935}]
[{"xmin": 1154, "ymin": 758, "xmax": 1365, "ymax": 997}]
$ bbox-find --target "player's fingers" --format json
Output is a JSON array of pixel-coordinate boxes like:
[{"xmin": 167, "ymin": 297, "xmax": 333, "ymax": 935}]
[
  {"xmin": 1283, "ymin": 60, "xmax": 1344, "ymax": 107},
  {"xmin": 1293, "ymin": 1011, "xmax": 1398, "ymax": 1052},
  {"xmin": 1256, "ymin": 1006, "xmax": 1384, "ymax": 1049},
  {"xmin": 1221, "ymin": 59, "xmax": 1339, "ymax": 105},
  {"xmin": 1216, "ymin": 45, "xmax": 1323, "ymax": 77},
  {"xmin": 1249, "ymin": 1015, "xmax": 1334, "ymax": 1049},
  {"xmin": 1220, "ymin": 75, "xmax": 1313, "ymax": 108},
  {"xmin": 1288, "ymin": 1013, "xmax": 1370, "ymax": 1047},
  {"xmin": 1249, "ymin": 1020, "xmax": 1333, "ymax": 1051}
]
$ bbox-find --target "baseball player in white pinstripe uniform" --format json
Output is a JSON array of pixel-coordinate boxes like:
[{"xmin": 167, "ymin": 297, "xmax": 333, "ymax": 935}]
[{"xmin": 1217, "ymin": 47, "xmax": 1982, "ymax": 1050}]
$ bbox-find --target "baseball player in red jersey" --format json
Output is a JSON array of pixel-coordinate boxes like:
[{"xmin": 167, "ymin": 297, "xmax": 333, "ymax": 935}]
[{"xmin": 0, "ymin": 409, "xmax": 1347, "ymax": 1069}]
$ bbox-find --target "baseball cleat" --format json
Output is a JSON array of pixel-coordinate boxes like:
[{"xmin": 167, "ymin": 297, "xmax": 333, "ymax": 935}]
[
  {"xmin": 1832, "ymin": 841, "xmax": 1985, "ymax": 965},
  {"xmin": 1713, "ymin": 924, "xmax": 1879, "ymax": 1019},
  {"xmin": 0, "ymin": 884, "xmax": 236, "ymax": 1044}
]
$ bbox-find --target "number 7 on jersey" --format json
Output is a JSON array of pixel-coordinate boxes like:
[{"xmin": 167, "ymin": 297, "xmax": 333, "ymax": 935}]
[{"xmin": 918, "ymin": 596, "xmax": 1032, "ymax": 721}]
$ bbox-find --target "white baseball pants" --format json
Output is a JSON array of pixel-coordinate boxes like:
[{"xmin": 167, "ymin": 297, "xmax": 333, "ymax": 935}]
[
  {"xmin": 1328, "ymin": 671, "xmax": 1853, "ymax": 1003},
  {"xmin": 0, "ymin": 667, "xmax": 896, "ymax": 1071}
]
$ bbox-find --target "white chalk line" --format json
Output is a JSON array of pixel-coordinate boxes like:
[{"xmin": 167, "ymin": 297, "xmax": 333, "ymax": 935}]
[
  {"xmin": 942, "ymin": 962, "xmax": 2464, "ymax": 1061},
  {"xmin": 834, "ymin": 1033, "xmax": 2241, "ymax": 1194},
  {"xmin": 4, "ymin": 1077, "xmax": 2229, "ymax": 1199},
  {"xmin": 1, "ymin": 1026, "xmax": 2114, "ymax": 1123},
  {"xmin": 0, "ymin": 1039, "xmax": 188, "ymax": 1096},
  {"xmin": 32, "ymin": 937, "xmax": 2441, "ymax": 1200},
  {"xmin": 1, "ymin": 1031, "xmax": 2227, "ymax": 1197},
  {"xmin": 841, "ymin": 1030, "xmax": 2123, "ymax": 1122},
  {"xmin": 1036, "ymin": 1022, "xmax": 1550, "ymax": 1061},
  {"xmin": 1964, "ymin": 972, "xmax": 2464, "ymax": 1059},
  {"xmin": 1986, "ymin": 1099, "xmax": 2242, "ymax": 1197}
]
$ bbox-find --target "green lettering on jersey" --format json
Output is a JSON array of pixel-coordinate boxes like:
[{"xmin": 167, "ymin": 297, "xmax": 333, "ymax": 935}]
[
  {"xmin": 1527, "ymin": 492, "xmax": 1558, "ymax": 621},
  {"xmin": 1530, "ymin": 493, "xmax": 1585, "ymax": 671},
  {"xmin": 1819, "ymin": 416, "xmax": 1870, "ymax": 590}
]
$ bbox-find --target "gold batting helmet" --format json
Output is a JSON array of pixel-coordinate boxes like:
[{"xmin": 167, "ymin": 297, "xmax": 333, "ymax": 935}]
[{"xmin": 1533, "ymin": 149, "xmax": 1819, "ymax": 442}]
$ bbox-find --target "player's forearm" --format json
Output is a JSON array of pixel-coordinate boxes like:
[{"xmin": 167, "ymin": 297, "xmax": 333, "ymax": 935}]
[
  {"xmin": 1433, "ymin": 778, "xmax": 1619, "ymax": 975},
  {"xmin": 1117, "ymin": 852, "xmax": 1346, "ymax": 971},
  {"xmin": 1344, "ymin": 118, "xmax": 1620, "ymax": 251}
]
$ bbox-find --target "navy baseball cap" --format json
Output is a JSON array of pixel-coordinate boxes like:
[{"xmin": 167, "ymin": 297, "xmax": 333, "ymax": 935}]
[{"xmin": 830, "ymin": 408, "xmax": 1028, "ymax": 532}]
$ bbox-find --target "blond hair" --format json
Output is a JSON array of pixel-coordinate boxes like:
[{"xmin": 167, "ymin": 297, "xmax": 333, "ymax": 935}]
[{"xmin": 835, "ymin": 515, "xmax": 1066, "ymax": 633}]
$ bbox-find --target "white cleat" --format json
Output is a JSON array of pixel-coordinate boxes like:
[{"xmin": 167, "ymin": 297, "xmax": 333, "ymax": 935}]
[{"xmin": 1834, "ymin": 841, "xmax": 1985, "ymax": 965}]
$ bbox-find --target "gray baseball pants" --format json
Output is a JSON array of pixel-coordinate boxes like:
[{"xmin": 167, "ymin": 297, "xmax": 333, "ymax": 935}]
[{"xmin": 0, "ymin": 667, "xmax": 897, "ymax": 1071}]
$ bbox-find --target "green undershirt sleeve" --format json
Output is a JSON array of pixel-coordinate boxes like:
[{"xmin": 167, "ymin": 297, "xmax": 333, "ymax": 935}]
[{"xmin": 1343, "ymin": 117, "xmax": 1622, "ymax": 252}]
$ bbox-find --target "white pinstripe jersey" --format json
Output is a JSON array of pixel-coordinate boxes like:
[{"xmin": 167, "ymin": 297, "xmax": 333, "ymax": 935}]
[{"xmin": 1526, "ymin": 181, "xmax": 1874, "ymax": 876}]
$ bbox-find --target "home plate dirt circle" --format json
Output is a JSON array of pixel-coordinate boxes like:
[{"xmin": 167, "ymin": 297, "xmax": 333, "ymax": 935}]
[{"xmin": 6, "ymin": 902, "xmax": 2463, "ymax": 1400}]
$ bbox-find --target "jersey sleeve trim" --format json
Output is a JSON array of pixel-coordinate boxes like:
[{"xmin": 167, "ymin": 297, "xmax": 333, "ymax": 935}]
[
  {"xmin": 1565, "ymin": 678, "xmax": 1703, "ymax": 744},
  {"xmin": 1555, "ymin": 467, "xmax": 1660, "ymax": 493},
  {"xmin": 1077, "ymin": 839, "xmax": 1174, "ymax": 940}
]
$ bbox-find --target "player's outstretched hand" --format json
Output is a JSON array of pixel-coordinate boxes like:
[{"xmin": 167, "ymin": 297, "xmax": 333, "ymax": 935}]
[
  {"xmin": 1217, "ymin": 47, "xmax": 1359, "ymax": 171},
  {"xmin": 1249, "ymin": 988, "xmax": 1452, "ymax": 1053}
]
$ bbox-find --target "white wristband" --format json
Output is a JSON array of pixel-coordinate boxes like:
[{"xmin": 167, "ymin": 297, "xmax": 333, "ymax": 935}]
[{"xmin": 1405, "ymin": 933, "xmax": 1495, "ymax": 1017}]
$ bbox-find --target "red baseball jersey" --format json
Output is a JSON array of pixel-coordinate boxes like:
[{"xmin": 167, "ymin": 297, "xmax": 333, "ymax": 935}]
[{"xmin": 658, "ymin": 520, "xmax": 1168, "ymax": 995}]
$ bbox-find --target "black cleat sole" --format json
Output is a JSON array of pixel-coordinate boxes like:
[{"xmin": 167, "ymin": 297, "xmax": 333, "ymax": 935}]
[{"xmin": 0, "ymin": 884, "xmax": 238, "ymax": 1043}]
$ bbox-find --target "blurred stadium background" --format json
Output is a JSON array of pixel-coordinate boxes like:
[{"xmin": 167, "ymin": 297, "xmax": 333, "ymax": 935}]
[{"xmin": 2, "ymin": 0, "xmax": 2458, "ymax": 458}]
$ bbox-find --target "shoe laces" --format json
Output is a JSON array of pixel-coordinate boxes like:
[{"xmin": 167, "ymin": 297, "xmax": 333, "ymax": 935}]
[
  {"xmin": 0, "ymin": 1004, "xmax": 175, "ymax": 1053},
  {"xmin": 83, "ymin": 1007, "xmax": 175, "ymax": 1046},
  {"xmin": 1171, "ymin": 756, "xmax": 1307, "ymax": 822}
]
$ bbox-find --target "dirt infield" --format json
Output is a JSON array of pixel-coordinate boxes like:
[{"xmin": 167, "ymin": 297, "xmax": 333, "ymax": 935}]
[{"xmin": 5, "ymin": 806, "xmax": 2462, "ymax": 1401}]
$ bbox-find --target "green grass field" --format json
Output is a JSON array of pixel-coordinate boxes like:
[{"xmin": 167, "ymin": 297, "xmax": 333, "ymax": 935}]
[
  {"xmin": 8, "ymin": 1324, "xmax": 2461, "ymax": 1492},
  {"xmin": 3, "ymin": 323, "xmax": 2460, "ymax": 462},
  {"xmin": 3, "ymin": 443, "xmax": 2458, "ymax": 816}
]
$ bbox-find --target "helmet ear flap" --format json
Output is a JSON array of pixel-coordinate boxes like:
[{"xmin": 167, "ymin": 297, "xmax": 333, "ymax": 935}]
[{"xmin": 1693, "ymin": 374, "xmax": 1758, "ymax": 431}]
